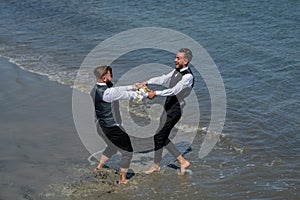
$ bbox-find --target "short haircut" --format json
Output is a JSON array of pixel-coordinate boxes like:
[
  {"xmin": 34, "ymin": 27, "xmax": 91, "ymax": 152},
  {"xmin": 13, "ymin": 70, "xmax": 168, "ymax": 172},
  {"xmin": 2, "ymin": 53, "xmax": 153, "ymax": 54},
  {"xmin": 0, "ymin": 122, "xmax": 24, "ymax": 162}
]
[
  {"xmin": 178, "ymin": 48, "xmax": 193, "ymax": 63},
  {"xmin": 93, "ymin": 66, "xmax": 112, "ymax": 80}
]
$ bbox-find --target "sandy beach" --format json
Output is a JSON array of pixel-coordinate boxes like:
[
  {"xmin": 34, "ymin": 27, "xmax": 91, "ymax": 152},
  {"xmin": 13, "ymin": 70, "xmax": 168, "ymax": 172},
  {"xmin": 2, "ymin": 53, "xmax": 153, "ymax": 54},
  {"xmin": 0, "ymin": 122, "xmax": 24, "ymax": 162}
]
[
  {"xmin": 0, "ymin": 57, "xmax": 200, "ymax": 200},
  {"xmin": 0, "ymin": 57, "xmax": 157, "ymax": 200},
  {"xmin": 0, "ymin": 57, "xmax": 92, "ymax": 199},
  {"xmin": 0, "ymin": 56, "xmax": 210, "ymax": 200}
]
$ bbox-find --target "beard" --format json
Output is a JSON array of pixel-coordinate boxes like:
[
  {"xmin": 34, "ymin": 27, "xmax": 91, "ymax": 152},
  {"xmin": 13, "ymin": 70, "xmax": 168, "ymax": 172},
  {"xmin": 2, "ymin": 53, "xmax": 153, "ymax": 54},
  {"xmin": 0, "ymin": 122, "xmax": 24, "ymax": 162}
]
[
  {"xmin": 106, "ymin": 80, "xmax": 113, "ymax": 88},
  {"xmin": 176, "ymin": 63, "xmax": 184, "ymax": 71}
]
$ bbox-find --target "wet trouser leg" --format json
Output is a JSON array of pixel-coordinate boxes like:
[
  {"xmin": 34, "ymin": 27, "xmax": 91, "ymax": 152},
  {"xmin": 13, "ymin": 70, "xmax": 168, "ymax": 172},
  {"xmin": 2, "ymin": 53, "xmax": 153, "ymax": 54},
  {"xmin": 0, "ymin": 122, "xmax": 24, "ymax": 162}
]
[
  {"xmin": 97, "ymin": 124, "xmax": 133, "ymax": 168},
  {"xmin": 154, "ymin": 109, "xmax": 181, "ymax": 163}
]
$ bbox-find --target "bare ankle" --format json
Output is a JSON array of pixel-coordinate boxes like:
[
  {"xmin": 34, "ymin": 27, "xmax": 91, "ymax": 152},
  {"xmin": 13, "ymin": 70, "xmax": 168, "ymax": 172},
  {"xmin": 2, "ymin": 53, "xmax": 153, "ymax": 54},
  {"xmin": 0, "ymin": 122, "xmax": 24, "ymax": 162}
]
[
  {"xmin": 145, "ymin": 163, "xmax": 160, "ymax": 174},
  {"xmin": 153, "ymin": 163, "xmax": 160, "ymax": 168},
  {"xmin": 118, "ymin": 169, "xmax": 128, "ymax": 184},
  {"xmin": 179, "ymin": 159, "xmax": 190, "ymax": 175},
  {"xmin": 177, "ymin": 155, "xmax": 186, "ymax": 163},
  {"xmin": 99, "ymin": 162, "xmax": 105, "ymax": 167}
]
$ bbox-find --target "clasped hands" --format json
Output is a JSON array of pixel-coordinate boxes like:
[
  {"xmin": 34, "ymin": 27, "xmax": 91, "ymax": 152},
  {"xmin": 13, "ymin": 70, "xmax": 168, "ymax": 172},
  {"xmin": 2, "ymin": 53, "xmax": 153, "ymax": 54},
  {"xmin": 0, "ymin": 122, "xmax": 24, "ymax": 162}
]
[{"xmin": 133, "ymin": 82, "xmax": 156, "ymax": 99}]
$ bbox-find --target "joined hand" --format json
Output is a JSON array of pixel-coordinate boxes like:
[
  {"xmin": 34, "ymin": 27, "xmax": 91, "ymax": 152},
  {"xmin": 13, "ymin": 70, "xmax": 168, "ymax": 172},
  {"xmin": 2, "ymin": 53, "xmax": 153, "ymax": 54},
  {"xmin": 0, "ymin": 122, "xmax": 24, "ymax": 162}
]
[
  {"xmin": 147, "ymin": 91, "xmax": 156, "ymax": 99},
  {"xmin": 133, "ymin": 82, "xmax": 144, "ymax": 90}
]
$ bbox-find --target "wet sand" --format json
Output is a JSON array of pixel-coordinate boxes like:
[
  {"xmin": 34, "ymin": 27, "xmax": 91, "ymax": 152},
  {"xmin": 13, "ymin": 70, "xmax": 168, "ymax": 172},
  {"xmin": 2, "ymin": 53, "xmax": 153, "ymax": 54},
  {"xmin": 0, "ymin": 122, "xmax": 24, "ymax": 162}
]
[
  {"xmin": 0, "ymin": 57, "xmax": 169, "ymax": 200},
  {"xmin": 0, "ymin": 57, "xmax": 94, "ymax": 199},
  {"xmin": 0, "ymin": 58, "xmax": 161, "ymax": 199}
]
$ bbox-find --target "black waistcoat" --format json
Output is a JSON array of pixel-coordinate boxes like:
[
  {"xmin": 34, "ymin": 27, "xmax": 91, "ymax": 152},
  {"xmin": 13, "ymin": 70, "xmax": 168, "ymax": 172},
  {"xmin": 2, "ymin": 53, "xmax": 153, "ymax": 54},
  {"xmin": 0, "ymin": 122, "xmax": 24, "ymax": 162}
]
[
  {"xmin": 164, "ymin": 68, "xmax": 194, "ymax": 112},
  {"xmin": 90, "ymin": 84, "xmax": 117, "ymax": 127}
]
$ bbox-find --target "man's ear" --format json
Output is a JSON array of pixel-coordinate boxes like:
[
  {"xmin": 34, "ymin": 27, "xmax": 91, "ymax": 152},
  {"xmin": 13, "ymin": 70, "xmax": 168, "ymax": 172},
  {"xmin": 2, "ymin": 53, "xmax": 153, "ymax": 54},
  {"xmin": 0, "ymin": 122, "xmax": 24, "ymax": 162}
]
[
  {"xmin": 101, "ymin": 75, "xmax": 106, "ymax": 82},
  {"xmin": 184, "ymin": 59, "xmax": 189, "ymax": 66}
]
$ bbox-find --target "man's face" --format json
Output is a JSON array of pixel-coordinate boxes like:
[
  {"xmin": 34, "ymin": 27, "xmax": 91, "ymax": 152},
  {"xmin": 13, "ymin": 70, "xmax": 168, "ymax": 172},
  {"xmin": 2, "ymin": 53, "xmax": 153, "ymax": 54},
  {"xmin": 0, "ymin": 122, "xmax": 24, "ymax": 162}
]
[
  {"xmin": 174, "ymin": 52, "xmax": 188, "ymax": 69},
  {"xmin": 104, "ymin": 70, "xmax": 112, "ymax": 83}
]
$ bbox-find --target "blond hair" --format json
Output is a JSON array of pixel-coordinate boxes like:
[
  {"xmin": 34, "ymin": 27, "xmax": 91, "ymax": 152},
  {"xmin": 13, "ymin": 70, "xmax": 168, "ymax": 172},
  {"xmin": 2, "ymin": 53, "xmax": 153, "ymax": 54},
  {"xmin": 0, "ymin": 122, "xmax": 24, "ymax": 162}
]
[{"xmin": 93, "ymin": 66, "xmax": 112, "ymax": 80}]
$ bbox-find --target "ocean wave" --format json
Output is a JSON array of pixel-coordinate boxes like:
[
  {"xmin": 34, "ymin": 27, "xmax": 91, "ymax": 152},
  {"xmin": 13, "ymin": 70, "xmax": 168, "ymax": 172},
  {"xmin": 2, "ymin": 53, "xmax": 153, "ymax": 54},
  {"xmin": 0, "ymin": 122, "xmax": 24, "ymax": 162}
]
[{"xmin": 0, "ymin": 45, "xmax": 79, "ymax": 88}]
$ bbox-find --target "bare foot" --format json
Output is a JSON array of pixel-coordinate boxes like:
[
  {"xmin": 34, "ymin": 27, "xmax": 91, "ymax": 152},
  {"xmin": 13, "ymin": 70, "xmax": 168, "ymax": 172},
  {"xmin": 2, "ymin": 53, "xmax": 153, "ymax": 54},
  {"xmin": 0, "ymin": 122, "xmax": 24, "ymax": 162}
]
[
  {"xmin": 93, "ymin": 167, "xmax": 102, "ymax": 174},
  {"xmin": 179, "ymin": 160, "xmax": 190, "ymax": 175},
  {"xmin": 145, "ymin": 165, "xmax": 160, "ymax": 174},
  {"xmin": 117, "ymin": 179, "xmax": 128, "ymax": 185},
  {"xmin": 93, "ymin": 162, "xmax": 105, "ymax": 174},
  {"xmin": 118, "ymin": 170, "xmax": 128, "ymax": 184},
  {"xmin": 93, "ymin": 156, "xmax": 109, "ymax": 174}
]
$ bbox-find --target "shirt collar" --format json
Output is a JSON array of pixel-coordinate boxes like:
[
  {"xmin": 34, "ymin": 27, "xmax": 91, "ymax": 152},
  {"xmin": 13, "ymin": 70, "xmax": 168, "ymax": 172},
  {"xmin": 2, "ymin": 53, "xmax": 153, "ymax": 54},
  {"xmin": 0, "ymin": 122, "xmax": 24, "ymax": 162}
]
[
  {"xmin": 175, "ymin": 67, "xmax": 189, "ymax": 72},
  {"xmin": 96, "ymin": 82, "xmax": 106, "ymax": 86},
  {"xmin": 180, "ymin": 67, "xmax": 189, "ymax": 72}
]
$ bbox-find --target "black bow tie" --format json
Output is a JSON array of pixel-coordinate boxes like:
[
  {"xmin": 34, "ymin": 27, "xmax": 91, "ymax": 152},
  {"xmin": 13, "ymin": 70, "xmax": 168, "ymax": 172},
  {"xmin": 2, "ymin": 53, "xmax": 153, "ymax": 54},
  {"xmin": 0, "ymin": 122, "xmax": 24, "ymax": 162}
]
[{"xmin": 175, "ymin": 68, "xmax": 181, "ymax": 72}]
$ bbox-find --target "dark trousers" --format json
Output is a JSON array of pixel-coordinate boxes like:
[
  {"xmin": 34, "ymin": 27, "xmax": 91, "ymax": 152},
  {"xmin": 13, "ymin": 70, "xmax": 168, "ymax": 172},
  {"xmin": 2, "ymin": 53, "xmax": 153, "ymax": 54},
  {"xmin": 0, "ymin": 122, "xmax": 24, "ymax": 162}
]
[
  {"xmin": 96, "ymin": 123, "xmax": 133, "ymax": 168},
  {"xmin": 154, "ymin": 108, "xmax": 181, "ymax": 163}
]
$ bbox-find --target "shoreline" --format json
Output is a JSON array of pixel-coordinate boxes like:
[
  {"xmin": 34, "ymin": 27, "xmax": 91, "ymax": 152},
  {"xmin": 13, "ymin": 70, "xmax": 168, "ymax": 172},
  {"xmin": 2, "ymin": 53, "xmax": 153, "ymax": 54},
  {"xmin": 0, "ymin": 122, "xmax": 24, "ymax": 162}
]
[
  {"xmin": 0, "ymin": 57, "xmax": 91, "ymax": 199},
  {"xmin": 0, "ymin": 57, "xmax": 151, "ymax": 200}
]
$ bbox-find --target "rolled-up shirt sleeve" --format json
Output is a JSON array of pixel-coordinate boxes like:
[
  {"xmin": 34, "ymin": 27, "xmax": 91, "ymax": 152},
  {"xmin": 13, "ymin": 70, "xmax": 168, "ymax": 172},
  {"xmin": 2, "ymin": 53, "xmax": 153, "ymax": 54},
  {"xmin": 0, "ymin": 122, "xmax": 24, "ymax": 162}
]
[
  {"xmin": 103, "ymin": 85, "xmax": 138, "ymax": 102},
  {"xmin": 147, "ymin": 70, "xmax": 174, "ymax": 85},
  {"xmin": 155, "ymin": 73, "xmax": 193, "ymax": 97}
]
